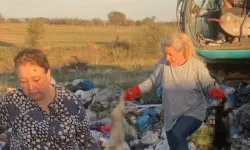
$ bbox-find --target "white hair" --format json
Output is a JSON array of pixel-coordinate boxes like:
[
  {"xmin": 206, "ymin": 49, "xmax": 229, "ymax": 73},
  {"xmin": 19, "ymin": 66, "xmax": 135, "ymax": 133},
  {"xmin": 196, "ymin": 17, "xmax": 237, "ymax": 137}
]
[{"xmin": 160, "ymin": 32, "xmax": 195, "ymax": 58}]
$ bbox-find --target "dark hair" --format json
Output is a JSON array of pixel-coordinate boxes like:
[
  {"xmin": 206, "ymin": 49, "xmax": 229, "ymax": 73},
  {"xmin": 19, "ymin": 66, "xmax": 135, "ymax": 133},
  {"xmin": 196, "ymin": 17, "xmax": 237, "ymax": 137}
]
[{"xmin": 14, "ymin": 49, "xmax": 50, "ymax": 72}]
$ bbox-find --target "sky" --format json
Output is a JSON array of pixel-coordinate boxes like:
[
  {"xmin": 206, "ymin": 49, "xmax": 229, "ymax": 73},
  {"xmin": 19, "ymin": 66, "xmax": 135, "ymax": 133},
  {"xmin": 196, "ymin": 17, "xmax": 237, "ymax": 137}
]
[{"xmin": 0, "ymin": 0, "xmax": 177, "ymax": 21}]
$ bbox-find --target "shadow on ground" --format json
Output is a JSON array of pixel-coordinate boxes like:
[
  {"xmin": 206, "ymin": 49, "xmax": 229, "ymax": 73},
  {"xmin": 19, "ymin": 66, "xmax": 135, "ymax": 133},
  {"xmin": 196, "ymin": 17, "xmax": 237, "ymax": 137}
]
[{"xmin": 0, "ymin": 41, "xmax": 17, "ymax": 48}]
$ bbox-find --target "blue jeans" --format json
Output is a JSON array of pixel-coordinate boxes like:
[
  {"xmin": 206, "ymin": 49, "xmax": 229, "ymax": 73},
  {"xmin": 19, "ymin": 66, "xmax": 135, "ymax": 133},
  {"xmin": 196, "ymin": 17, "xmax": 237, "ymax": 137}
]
[{"xmin": 166, "ymin": 116, "xmax": 202, "ymax": 150}]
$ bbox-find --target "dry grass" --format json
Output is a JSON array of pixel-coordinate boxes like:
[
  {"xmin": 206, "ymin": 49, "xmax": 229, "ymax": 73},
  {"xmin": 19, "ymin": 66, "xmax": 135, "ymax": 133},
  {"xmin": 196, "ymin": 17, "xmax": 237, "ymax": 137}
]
[
  {"xmin": 0, "ymin": 23, "xmax": 139, "ymax": 46},
  {"xmin": 0, "ymin": 23, "xmax": 176, "ymax": 46},
  {"xmin": 0, "ymin": 22, "xmax": 177, "ymax": 96}
]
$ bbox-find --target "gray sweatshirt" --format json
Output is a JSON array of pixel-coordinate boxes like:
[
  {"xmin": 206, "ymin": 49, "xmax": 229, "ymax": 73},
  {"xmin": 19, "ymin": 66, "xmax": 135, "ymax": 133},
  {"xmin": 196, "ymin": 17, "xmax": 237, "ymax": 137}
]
[{"xmin": 139, "ymin": 57, "xmax": 215, "ymax": 131}]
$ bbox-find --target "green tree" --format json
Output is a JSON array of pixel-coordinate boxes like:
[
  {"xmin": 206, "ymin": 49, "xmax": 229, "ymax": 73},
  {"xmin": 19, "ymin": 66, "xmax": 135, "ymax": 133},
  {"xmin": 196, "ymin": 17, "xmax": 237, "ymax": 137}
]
[
  {"xmin": 26, "ymin": 19, "xmax": 45, "ymax": 47},
  {"xmin": 107, "ymin": 11, "xmax": 126, "ymax": 26},
  {"xmin": 141, "ymin": 16, "xmax": 156, "ymax": 25}
]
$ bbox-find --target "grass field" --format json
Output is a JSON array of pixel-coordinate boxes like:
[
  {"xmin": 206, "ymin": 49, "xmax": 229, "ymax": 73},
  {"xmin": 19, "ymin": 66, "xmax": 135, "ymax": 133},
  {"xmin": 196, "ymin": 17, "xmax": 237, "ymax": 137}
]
[
  {"xmin": 0, "ymin": 23, "xmax": 177, "ymax": 97},
  {"xmin": 0, "ymin": 23, "xmax": 137, "ymax": 46}
]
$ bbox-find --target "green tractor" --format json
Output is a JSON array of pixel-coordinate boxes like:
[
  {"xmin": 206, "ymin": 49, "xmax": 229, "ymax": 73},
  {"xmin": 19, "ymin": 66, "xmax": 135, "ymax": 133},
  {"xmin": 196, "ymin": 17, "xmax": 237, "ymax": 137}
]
[
  {"xmin": 176, "ymin": 0, "xmax": 250, "ymax": 149},
  {"xmin": 176, "ymin": 0, "xmax": 250, "ymax": 83}
]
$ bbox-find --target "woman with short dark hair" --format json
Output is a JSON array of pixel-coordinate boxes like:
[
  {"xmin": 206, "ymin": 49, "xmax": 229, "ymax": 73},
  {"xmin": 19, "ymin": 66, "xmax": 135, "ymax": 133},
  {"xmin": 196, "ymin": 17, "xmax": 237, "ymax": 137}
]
[{"xmin": 0, "ymin": 49, "xmax": 99, "ymax": 150}]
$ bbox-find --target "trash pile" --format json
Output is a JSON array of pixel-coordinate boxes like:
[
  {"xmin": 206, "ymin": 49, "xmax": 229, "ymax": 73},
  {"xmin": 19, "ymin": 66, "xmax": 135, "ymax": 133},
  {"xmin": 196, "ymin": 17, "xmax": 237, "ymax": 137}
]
[
  {"xmin": 203, "ymin": 82, "xmax": 250, "ymax": 150},
  {"xmin": 0, "ymin": 79, "xmax": 249, "ymax": 150},
  {"xmin": 68, "ymin": 79, "xmax": 250, "ymax": 150},
  {"xmin": 66, "ymin": 79, "xmax": 168, "ymax": 150}
]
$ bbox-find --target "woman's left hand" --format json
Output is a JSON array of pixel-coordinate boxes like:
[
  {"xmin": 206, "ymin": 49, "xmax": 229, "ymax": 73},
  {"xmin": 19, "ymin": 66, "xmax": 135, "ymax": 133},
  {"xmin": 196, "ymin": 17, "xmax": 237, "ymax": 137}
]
[{"xmin": 210, "ymin": 88, "xmax": 225, "ymax": 99}]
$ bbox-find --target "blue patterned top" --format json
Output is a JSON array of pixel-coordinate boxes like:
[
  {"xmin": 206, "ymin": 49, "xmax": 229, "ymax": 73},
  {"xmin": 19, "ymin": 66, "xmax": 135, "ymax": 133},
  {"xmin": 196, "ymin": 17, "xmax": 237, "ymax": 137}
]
[{"xmin": 0, "ymin": 85, "xmax": 99, "ymax": 150}]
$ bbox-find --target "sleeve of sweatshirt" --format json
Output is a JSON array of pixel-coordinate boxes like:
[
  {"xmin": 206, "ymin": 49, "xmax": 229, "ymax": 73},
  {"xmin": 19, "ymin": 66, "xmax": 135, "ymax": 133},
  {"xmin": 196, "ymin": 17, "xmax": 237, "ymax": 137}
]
[
  {"xmin": 138, "ymin": 58, "xmax": 165, "ymax": 93},
  {"xmin": 197, "ymin": 60, "xmax": 216, "ymax": 94}
]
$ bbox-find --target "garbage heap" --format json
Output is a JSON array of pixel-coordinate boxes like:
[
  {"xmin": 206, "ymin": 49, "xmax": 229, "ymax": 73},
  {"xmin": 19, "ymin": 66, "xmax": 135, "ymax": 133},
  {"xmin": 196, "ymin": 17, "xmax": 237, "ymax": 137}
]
[
  {"xmin": 67, "ymin": 79, "xmax": 250, "ymax": 150},
  {"xmin": 0, "ymin": 79, "xmax": 249, "ymax": 150},
  {"xmin": 66, "ymin": 79, "xmax": 168, "ymax": 150}
]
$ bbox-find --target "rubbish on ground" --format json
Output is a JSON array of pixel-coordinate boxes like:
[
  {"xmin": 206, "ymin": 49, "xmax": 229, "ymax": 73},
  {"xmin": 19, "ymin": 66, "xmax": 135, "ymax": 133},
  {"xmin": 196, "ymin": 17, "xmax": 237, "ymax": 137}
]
[
  {"xmin": 135, "ymin": 104, "xmax": 162, "ymax": 109},
  {"xmin": 66, "ymin": 79, "xmax": 95, "ymax": 92},
  {"xmin": 137, "ymin": 107, "xmax": 161, "ymax": 132},
  {"xmin": 189, "ymin": 124, "xmax": 213, "ymax": 147},
  {"xmin": 90, "ymin": 85, "xmax": 123, "ymax": 111},
  {"xmin": 141, "ymin": 131, "xmax": 159, "ymax": 145},
  {"xmin": 155, "ymin": 139, "xmax": 170, "ymax": 150},
  {"xmin": 1, "ymin": 79, "xmax": 250, "ymax": 150}
]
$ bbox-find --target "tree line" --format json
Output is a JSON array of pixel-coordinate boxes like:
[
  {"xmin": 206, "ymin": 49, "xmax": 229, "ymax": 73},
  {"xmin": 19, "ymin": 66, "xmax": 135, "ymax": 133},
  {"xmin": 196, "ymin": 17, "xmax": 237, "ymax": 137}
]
[{"xmin": 0, "ymin": 11, "xmax": 176, "ymax": 26}]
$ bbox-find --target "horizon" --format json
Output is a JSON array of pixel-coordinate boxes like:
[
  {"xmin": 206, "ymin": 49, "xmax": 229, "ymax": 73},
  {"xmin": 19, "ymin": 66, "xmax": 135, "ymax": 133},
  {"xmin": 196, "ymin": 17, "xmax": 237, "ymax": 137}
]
[{"xmin": 0, "ymin": 0, "xmax": 177, "ymax": 21}]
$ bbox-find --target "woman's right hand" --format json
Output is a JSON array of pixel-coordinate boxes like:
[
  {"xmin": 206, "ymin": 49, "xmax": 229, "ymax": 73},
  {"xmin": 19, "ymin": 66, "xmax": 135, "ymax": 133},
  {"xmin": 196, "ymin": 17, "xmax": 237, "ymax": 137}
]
[{"xmin": 125, "ymin": 85, "xmax": 141, "ymax": 101}]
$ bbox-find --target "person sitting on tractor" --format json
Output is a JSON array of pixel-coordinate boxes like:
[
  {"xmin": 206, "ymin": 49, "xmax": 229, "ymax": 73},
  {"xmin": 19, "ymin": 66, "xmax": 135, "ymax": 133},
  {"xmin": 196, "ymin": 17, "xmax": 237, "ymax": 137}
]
[{"xmin": 209, "ymin": 0, "xmax": 250, "ymax": 44}]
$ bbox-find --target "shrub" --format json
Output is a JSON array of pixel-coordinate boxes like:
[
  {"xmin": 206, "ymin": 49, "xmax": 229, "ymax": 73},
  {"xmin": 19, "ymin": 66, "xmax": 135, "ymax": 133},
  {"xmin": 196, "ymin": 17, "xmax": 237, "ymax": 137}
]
[
  {"xmin": 133, "ymin": 24, "xmax": 165, "ymax": 55},
  {"xmin": 25, "ymin": 19, "xmax": 45, "ymax": 47},
  {"xmin": 7, "ymin": 18, "xmax": 21, "ymax": 23},
  {"xmin": 112, "ymin": 36, "xmax": 131, "ymax": 50},
  {"xmin": 107, "ymin": 47, "xmax": 129, "ymax": 62}
]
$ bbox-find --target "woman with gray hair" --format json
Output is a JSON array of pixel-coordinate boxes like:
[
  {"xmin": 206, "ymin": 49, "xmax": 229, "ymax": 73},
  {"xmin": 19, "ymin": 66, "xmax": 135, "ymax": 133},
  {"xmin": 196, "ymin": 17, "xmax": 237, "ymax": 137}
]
[{"xmin": 125, "ymin": 32, "xmax": 224, "ymax": 149}]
